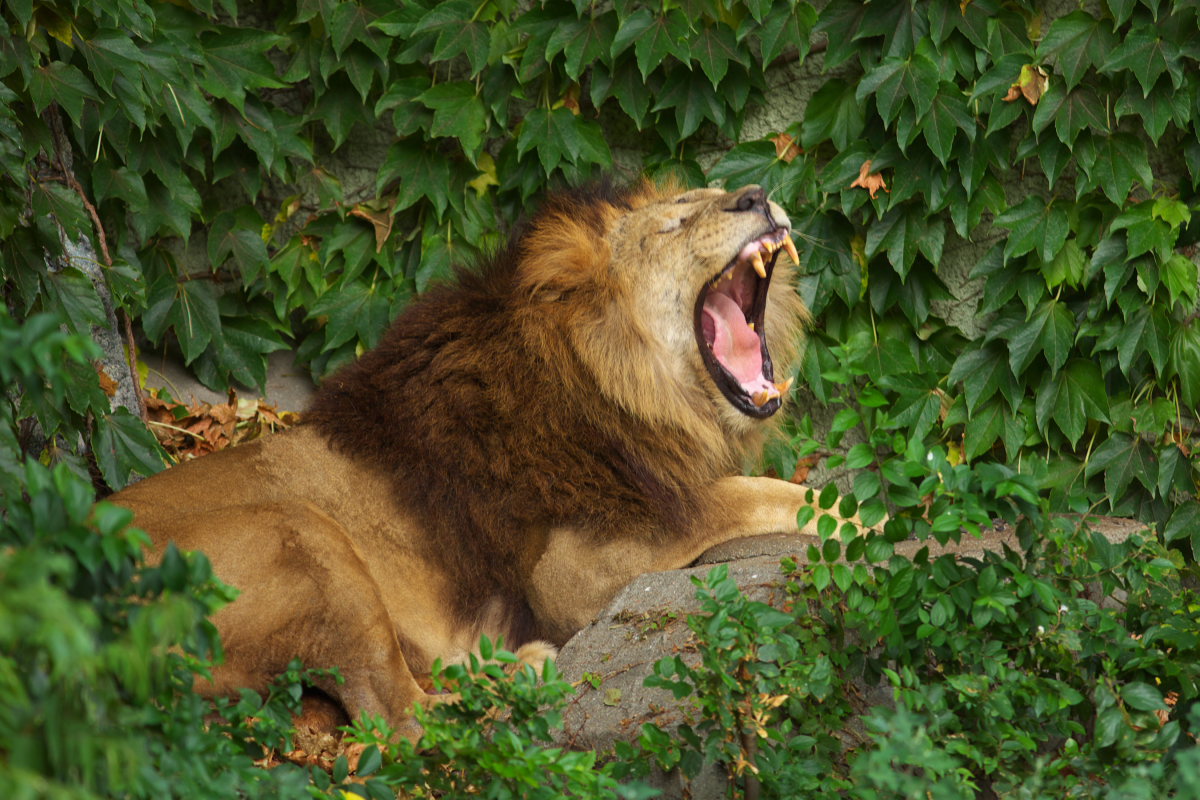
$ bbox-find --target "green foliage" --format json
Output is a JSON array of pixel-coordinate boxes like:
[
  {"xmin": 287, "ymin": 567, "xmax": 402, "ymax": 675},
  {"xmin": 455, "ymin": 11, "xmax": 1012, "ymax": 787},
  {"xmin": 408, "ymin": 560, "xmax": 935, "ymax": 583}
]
[
  {"xmin": 326, "ymin": 641, "xmax": 656, "ymax": 800},
  {"xmin": 0, "ymin": 460, "xmax": 327, "ymax": 799}
]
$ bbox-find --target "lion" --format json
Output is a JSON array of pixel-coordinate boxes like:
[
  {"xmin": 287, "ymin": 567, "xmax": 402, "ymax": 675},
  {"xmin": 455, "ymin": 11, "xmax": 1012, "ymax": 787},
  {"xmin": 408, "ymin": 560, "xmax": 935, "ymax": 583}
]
[{"xmin": 111, "ymin": 180, "xmax": 824, "ymax": 739}]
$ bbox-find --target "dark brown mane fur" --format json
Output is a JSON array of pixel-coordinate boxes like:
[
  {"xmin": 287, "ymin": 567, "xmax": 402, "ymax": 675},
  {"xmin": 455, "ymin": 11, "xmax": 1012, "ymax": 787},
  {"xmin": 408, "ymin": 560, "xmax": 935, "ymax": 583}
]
[{"xmin": 304, "ymin": 183, "xmax": 734, "ymax": 638}]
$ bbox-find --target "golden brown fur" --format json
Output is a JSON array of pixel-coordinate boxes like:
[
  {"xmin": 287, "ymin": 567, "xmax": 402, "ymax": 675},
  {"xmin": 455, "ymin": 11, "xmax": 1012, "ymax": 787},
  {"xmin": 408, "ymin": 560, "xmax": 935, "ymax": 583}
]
[{"xmin": 112, "ymin": 181, "xmax": 820, "ymax": 738}]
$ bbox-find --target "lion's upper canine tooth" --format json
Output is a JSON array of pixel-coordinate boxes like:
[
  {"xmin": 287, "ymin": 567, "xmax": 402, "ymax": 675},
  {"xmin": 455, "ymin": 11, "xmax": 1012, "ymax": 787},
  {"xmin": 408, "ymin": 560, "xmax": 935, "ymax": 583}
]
[
  {"xmin": 783, "ymin": 235, "xmax": 799, "ymax": 266},
  {"xmin": 751, "ymin": 251, "xmax": 767, "ymax": 278}
]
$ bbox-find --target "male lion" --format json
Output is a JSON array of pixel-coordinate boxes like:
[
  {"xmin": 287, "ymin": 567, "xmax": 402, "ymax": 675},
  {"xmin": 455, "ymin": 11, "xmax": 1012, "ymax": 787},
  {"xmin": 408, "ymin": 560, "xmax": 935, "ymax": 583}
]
[{"xmin": 113, "ymin": 181, "xmax": 822, "ymax": 739}]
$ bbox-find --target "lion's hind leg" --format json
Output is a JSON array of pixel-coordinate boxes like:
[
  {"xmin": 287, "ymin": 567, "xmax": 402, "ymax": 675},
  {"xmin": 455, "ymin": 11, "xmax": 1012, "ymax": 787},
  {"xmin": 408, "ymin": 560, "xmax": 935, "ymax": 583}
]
[{"xmin": 194, "ymin": 503, "xmax": 431, "ymax": 741}]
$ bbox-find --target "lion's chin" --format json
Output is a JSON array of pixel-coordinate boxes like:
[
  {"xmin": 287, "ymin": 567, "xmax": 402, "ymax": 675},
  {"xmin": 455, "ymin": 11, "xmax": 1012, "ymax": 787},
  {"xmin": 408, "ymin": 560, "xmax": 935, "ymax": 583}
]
[{"xmin": 695, "ymin": 228, "xmax": 796, "ymax": 419}]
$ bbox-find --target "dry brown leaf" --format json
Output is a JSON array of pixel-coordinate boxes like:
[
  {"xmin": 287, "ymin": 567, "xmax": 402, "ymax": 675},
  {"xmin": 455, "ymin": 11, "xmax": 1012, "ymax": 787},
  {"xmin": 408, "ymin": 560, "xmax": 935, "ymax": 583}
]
[
  {"xmin": 771, "ymin": 132, "xmax": 802, "ymax": 163},
  {"xmin": 1003, "ymin": 64, "xmax": 1048, "ymax": 106},
  {"xmin": 97, "ymin": 366, "xmax": 120, "ymax": 397},
  {"xmin": 849, "ymin": 159, "xmax": 889, "ymax": 199},
  {"xmin": 349, "ymin": 202, "xmax": 394, "ymax": 253},
  {"xmin": 791, "ymin": 455, "xmax": 820, "ymax": 484},
  {"xmin": 145, "ymin": 388, "xmax": 297, "ymax": 462}
]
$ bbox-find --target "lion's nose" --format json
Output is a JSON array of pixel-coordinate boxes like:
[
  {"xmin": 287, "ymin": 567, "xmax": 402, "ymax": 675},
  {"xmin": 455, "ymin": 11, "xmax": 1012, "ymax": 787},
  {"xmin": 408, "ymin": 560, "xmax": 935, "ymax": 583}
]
[{"xmin": 731, "ymin": 186, "xmax": 766, "ymax": 212}]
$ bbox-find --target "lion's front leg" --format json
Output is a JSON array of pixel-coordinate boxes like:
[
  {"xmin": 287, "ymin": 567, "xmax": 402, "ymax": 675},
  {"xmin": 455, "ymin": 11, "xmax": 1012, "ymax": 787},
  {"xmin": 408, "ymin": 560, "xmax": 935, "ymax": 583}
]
[{"xmin": 528, "ymin": 476, "xmax": 822, "ymax": 643}]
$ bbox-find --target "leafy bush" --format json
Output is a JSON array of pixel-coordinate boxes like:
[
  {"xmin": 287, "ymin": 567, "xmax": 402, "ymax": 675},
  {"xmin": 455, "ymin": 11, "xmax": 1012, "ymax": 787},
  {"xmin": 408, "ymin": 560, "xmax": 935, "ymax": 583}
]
[{"xmin": 321, "ymin": 640, "xmax": 656, "ymax": 799}]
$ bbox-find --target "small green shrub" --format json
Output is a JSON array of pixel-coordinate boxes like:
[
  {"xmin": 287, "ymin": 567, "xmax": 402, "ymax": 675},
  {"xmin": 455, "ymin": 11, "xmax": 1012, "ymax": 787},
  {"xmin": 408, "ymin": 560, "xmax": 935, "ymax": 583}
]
[{"xmin": 327, "ymin": 638, "xmax": 657, "ymax": 800}]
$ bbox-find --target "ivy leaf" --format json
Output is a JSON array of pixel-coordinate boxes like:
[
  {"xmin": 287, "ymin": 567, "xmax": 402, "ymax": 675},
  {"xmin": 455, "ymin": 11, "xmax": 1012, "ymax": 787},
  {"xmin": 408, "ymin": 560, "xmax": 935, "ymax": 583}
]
[
  {"xmin": 1096, "ymin": 305, "xmax": 1169, "ymax": 376},
  {"xmin": 1085, "ymin": 432, "xmax": 1155, "ymax": 501},
  {"xmin": 589, "ymin": 63, "xmax": 649, "ymax": 129},
  {"xmin": 922, "ymin": 84, "xmax": 975, "ymax": 166},
  {"xmin": 1036, "ymin": 11, "xmax": 1117, "ymax": 91},
  {"xmin": 308, "ymin": 279, "xmax": 392, "ymax": 349},
  {"xmin": 92, "ymin": 408, "xmax": 169, "ymax": 491},
  {"xmin": 708, "ymin": 141, "xmax": 790, "ymax": 197},
  {"xmin": 1100, "ymin": 24, "xmax": 1184, "ymax": 97},
  {"xmin": 28, "ymin": 62, "xmax": 99, "ymax": 125},
  {"xmin": 78, "ymin": 31, "xmax": 149, "ymax": 95},
  {"xmin": 328, "ymin": 1, "xmax": 380, "ymax": 58},
  {"xmin": 653, "ymin": 70, "xmax": 725, "ymax": 140},
  {"xmin": 1041, "ymin": 239, "xmax": 1085, "ymax": 290},
  {"xmin": 964, "ymin": 398, "xmax": 1006, "ymax": 460},
  {"xmin": 856, "ymin": 50, "xmax": 940, "ymax": 125},
  {"xmin": 546, "ymin": 12, "xmax": 617, "ymax": 81},
  {"xmin": 1168, "ymin": 323, "xmax": 1200, "ymax": 409},
  {"xmin": 208, "ymin": 208, "xmax": 269, "ymax": 284},
  {"xmin": 1031, "ymin": 84, "xmax": 1107, "ymax": 147},
  {"xmin": 1006, "ymin": 298, "xmax": 1076, "ymax": 375},
  {"xmin": 379, "ymin": 141, "xmax": 451, "ymax": 218},
  {"xmin": 1106, "ymin": 0, "xmax": 1137, "ymax": 27},
  {"xmin": 314, "ymin": 76, "xmax": 370, "ymax": 148},
  {"xmin": 198, "ymin": 28, "xmax": 286, "ymax": 113},
  {"xmin": 1162, "ymin": 253, "xmax": 1198, "ymax": 308},
  {"xmin": 757, "ymin": 1, "xmax": 816, "ymax": 66},
  {"xmin": 46, "ymin": 267, "xmax": 107, "ymax": 334},
  {"xmin": 215, "ymin": 317, "xmax": 289, "ymax": 390},
  {"xmin": 1163, "ymin": 500, "xmax": 1200, "ymax": 544},
  {"xmin": 411, "ymin": 0, "xmax": 490, "ymax": 74},
  {"xmin": 690, "ymin": 24, "xmax": 744, "ymax": 88},
  {"xmin": 92, "ymin": 163, "xmax": 149, "ymax": 213},
  {"xmin": 612, "ymin": 9, "xmax": 691, "ymax": 79},
  {"xmin": 949, "ymin": 344, "xmax": 1019, "ymax": 413},
  {"xmin": 417, "ymin": 82, "xmax": 486, "ymax": 159},
  {"xmin": 173, "ymin": 280, "xmax": 223, "ymax": 364},
  {"xmin": 801, "ymin": 79, "xmax": 865, "ymax": 151},
  {"xmin": 1035, "ymin": 359, "xmax": 1110, "ymax": 446},
  {"xmin": 1084, "ymin": 124, "xmax": 1157, "ymax": 194},
  {"xmin": 517, "ymin": 107, "xmax": 611, "ymax": 175},
  {"xmin": 1114, "ymin": 84, "xmax": 1190, "ymax": 144},
  {"xmin": 865, "ymin": 204, "xmax": 927, "ymax": 280},
  {"xmin": 994, "ymin": 196, "xmax": 1069, "ymax": 262}
]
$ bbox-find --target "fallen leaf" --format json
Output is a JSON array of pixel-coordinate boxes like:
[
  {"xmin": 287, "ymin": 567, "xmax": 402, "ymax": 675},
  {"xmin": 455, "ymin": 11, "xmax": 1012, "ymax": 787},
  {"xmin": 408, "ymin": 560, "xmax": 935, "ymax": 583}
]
[
  {"xmin": 771, "ymin": 132, "xmax": 802, "ymax": 163},
  {"xmin": 849, "ymin": 159, "xmax": 889, "ymax": 199}
]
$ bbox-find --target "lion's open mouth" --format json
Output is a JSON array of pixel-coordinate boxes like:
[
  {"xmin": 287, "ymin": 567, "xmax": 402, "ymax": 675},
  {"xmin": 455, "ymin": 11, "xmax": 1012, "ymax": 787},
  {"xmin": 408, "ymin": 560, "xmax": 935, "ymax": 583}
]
[{"xmin": 695, "ymin": 228, "xmax": 797, "ymax": 418}]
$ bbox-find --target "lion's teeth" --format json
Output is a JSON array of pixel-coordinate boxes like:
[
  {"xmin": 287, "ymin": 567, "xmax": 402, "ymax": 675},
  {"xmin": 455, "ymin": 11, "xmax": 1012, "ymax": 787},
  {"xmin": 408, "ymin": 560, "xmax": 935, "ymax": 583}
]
[
  {"xmin": 748, "ymin": 322, "xmax": 755, "ymax": 332},
  {"xmin": 751, "ymin": 386, "xmax": 781, "ymax": 407},
  {"xmin": 775, "ymin": 377, "xmax": 794, "ymax": 395},
  {"xmin": 751, "ymin": 251, "xmax": 766, "ymax": 278},
  {"xmin": 783, "ymin": 235, "xmax": 799, "ymax": 266}
]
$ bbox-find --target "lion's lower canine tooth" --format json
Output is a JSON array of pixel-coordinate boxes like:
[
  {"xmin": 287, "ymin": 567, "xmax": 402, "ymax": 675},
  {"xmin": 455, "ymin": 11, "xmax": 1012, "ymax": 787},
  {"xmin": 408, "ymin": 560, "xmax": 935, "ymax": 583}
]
[
  {"xmin": 775, "ymin": 377, "xmax": 794, "ymax": 395},
  {"xmin": 751, "ymin": 252, "xmax": 766, "ymax": 278},
  {"xmin": 752, "ymin": 390, "xmax": 771, "ymax": 407},
  {"xmin": 783, "ymin": 235, "xmax": 799, "ymax": 266}
]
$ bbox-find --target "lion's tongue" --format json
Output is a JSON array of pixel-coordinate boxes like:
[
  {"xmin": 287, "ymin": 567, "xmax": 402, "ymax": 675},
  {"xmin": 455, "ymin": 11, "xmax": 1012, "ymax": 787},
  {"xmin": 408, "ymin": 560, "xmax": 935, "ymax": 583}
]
[{"xmin": 703, "ymin": 292, "xmax": 764, "ymax": 385}]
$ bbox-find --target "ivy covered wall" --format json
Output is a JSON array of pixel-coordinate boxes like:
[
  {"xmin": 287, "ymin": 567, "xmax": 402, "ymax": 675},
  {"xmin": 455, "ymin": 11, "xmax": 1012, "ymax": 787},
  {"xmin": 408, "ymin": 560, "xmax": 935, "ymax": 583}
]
[{"xmin": 1, "ymin": 0, "xmax": 1197, "ymax": 535}]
